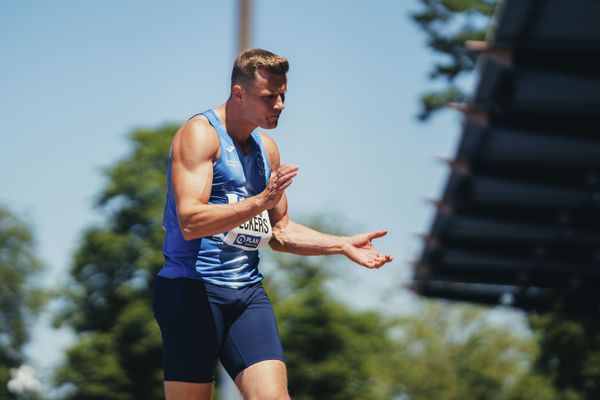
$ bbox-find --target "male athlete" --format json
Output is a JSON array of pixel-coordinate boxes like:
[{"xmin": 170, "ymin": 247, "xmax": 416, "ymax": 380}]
[{"xmin": 153, "ymin": 48, "xmax": 393, "ymax": 400}]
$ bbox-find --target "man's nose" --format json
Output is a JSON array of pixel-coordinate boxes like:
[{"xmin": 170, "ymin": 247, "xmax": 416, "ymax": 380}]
[{"xmin": 274, "ymin": 95, "xmax": 285, "ymax": 110}]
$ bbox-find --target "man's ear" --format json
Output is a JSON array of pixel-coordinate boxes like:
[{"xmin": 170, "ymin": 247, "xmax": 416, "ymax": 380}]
[{"xmin": 231, "ymin": 84, "xmax": 244, "ymax": 104}]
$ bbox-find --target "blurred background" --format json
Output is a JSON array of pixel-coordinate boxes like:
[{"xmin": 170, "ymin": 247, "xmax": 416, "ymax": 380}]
[{"xmin": 2, "ymin": 1, "xmax": 598, "ymax": 399}]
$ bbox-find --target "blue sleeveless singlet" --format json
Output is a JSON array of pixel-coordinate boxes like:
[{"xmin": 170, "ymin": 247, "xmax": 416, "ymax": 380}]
[{"xmin": 158, "ymin": 109, "xmax": 272, "ymax": 288}]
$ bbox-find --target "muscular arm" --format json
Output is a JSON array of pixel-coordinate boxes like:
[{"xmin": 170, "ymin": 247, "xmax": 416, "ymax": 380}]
[
  {"xmin": 262, "ymin": 134, "xmax": 393, "ymax": 269},
  {"xmin": 269, "ymin": 195, "xmax": 348, "ymax": 256},
  {"xmin": 171, "ymin": 117, "xmax": 296, "ymax": 240}
]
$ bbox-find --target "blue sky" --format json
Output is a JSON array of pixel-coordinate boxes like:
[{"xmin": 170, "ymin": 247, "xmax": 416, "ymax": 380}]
[{"xmin": 1, "ymin": 0, "xmax": 491, "ymax": 389}]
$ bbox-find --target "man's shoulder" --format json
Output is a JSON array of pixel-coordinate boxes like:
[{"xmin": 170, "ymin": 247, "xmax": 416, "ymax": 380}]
[
  {"xmin": 258, "ymin": 132, "xmax": 280, "ymax": 166},
  {"xmin": 173, "ymin": 114, "xmax": 219, "ymax": 159}
]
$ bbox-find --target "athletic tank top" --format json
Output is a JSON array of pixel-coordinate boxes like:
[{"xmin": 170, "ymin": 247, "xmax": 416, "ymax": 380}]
[{"xmin": 158, "ymin": 109, "xmax": 272, "ymax": 288}]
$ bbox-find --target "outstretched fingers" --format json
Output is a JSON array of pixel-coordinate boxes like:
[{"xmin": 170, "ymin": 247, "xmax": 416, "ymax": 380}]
[
  {"xmin": 369, "ymin": 252, "xmax": 392, "ymax": 269},
  {"xmin": 362, "ymin": 249, "xmax": 394, "ymax": 269},
  {"xmin": 344, "ymin": 245, "xmax": 391, "ymax": 269},
  {"xmin": 365, "ymin": 257, "xmax": 383, "ymax": 269}
]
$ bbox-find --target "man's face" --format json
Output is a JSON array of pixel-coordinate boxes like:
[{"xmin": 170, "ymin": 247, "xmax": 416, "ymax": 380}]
[{"xmin": 241, "ymin": 70, "xmax": 287, "ymax": 129}]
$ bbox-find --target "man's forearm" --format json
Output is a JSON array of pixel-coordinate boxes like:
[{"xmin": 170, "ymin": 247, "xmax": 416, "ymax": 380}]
[
  {"xmin": 270, "ymin": 220, "xmax": 348, "ymax": 256},
  {"xmin": 179, "ymin": 196, "xmax": 267, "ymax": 240}
]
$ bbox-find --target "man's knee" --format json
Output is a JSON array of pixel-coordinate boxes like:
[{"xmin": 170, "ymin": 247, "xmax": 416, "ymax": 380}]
[
  {"xmin": 244, "ymin": 390, "xmax": 290, "ymax": 400},
  {"xmin": 238, "ymin": 375, "xmax": 290, "ymax": 400}
]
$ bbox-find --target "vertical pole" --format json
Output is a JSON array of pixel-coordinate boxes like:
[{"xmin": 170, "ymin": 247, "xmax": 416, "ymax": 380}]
[{"xmin": 238, "ymin": 0, "xmax": 251, "ymax": 53}]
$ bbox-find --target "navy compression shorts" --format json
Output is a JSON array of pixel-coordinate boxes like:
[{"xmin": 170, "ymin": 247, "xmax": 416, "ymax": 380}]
[{"xmin": 152, "ymin": 276, "xmax": 285, "ymax": 383}]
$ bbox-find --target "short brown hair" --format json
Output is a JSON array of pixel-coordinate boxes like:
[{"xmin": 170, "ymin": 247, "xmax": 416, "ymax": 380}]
[{"xmin": 231, "ymin": 48, "xmax": 289, "ymax": 87}]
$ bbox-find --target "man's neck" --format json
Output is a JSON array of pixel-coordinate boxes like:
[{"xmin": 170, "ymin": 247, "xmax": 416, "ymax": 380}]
[{"xmin": 214, "ymin": 101, "xmax": 256, "ymax": 149}]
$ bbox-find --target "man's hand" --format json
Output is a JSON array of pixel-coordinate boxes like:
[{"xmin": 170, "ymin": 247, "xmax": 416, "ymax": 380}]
[
  {"xmin": 341, "ymin": 230, "xmax": 393, "ymax": 269},
  {"xmin": 258, "ymin": 163, "xmax": 298, "ymax": 209}
]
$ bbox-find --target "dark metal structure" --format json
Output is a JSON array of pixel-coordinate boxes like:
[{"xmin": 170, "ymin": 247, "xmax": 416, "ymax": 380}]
[{"xmin": 413, "ymin": 0, "xmax": 600, "ymax": 314}]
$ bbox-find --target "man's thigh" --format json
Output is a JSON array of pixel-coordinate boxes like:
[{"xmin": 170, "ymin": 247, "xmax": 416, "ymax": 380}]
[
  {"xmin": 218, "ymin": 284, "xmax": 285, "ymax": 379},
  {"xmin": 153, "ymin": 277, "xmax": 222, "ymax": 384}
]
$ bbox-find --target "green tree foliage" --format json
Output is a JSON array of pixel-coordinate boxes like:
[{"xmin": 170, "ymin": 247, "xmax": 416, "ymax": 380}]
[
  {"xmin": 502, "ymin": 311, "xmax": 600, "ymax": 400},
  {"xmin": 265, "ymin": 240, "xmax": 539, "ymax": 400},
  {"xmin": 0, "ymin": 205, "xmax": 45, "ymax": 400},
  {"xmin": 53, "ymin": 126, "xmax": 175, "ymax": 399},
  {"xmin": 525, "ymin": 312, "xmax": 600, "ymax": 400},
  {"xmin": 504, "ymin": 373, "xmax": 558, "ymax": 400},
  {"xmin": 265, "ymin": 252, "xmax": 399, "ymax": 400},
  {"xmin": 412, "ymin": 0, "xmax": 497, "ymax": 119},
  {"xmin": 54, "ymin": 301, "xmax": 163, "ymax": 400},
  {"xmin": 388, "ymin": 302, "xmax": 542, "ymax": 400}
]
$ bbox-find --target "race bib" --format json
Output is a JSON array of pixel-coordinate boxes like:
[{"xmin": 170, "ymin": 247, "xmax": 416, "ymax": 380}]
[{"xmin": 223, "ymin": 193, "xmax": 273, "ymax": 251}]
